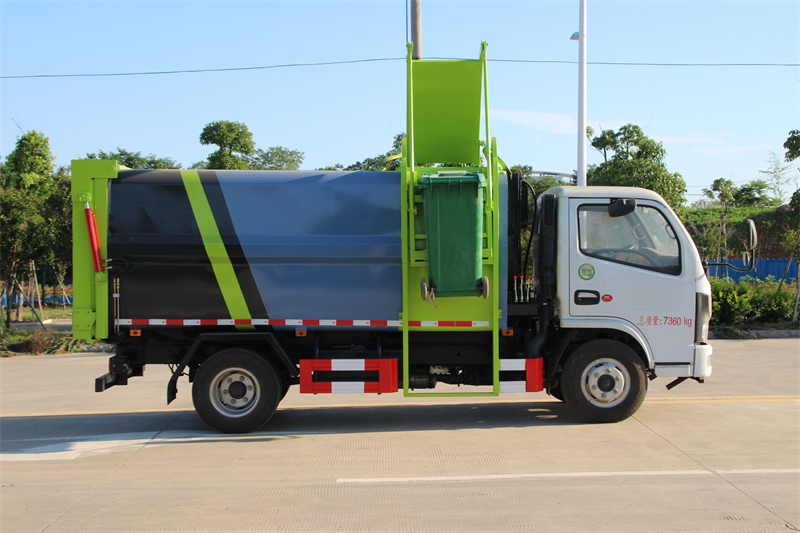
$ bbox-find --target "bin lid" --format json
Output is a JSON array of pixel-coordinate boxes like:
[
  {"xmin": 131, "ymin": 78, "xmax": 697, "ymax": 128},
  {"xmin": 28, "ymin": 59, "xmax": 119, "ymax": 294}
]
[{"xmin": 419, "ymin": 172, "xmax": 486, "ymax": 189}]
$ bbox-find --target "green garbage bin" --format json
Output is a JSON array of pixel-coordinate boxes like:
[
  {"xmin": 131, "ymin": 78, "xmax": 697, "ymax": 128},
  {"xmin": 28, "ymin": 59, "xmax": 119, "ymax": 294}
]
[{"xmin": 419, "ymin": 172, "xmax": 487, "ymax": 298}]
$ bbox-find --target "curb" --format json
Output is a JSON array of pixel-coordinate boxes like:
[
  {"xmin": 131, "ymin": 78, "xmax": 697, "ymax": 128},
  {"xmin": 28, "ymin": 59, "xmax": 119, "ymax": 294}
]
[{"xmin": 709, "ymin": 329, "xmax": 800, "ymax": 340}]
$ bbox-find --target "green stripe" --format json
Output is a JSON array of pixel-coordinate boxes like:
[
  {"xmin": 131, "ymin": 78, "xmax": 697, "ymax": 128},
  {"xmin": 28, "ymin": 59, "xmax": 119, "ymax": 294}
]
[{"xmin": 181, "ymin": 170, "xmax": 254, "ymax": 329}]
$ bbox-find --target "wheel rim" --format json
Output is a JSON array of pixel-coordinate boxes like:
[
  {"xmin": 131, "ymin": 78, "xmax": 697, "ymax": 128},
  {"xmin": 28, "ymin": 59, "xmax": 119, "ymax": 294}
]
[
  {"xmin": 208, "ymin": 367, "xmax": 261, "ymax": 418},
  {"xmin": 579, "ymin": 358, "xmax": 631, "ymax": 408}
]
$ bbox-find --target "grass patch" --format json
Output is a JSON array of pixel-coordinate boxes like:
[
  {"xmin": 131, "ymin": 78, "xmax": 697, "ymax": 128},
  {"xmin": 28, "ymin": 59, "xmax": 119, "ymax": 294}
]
[
  {"xmin": 12, "ymin": 305, "xmax": 73, "ymax": 323},
  {"xmin": 1, "ymin": 330, "xmax": 95, "ymax": 356}
]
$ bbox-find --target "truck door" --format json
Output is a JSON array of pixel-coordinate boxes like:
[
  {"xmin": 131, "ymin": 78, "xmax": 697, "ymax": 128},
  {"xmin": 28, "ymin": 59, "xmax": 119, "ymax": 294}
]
[{"xmin": 568, "ymin": 198, "xmax": 695, "ymax": 365}]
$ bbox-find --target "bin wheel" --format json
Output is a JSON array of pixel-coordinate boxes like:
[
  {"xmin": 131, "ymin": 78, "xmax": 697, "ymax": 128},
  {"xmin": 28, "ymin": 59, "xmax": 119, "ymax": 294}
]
[
  {"xmin": 421, "ymin": 278, "xmax": 429, "ymax": 301},
  {"xmin": 481, "ymin": 276, "xmax": 490, "ymax": 299},
  {"xmin": 192, "ymin": 348, "xmax": 281, "ymax": 433}
]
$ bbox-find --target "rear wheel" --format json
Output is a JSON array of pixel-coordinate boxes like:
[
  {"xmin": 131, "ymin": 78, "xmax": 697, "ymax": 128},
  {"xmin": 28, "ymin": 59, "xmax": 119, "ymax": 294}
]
[
  {"xmin": 561, "ymin": 339, "xmax": 647, "ymax": 423},
  {"xmin": 192, "ymin": 348, "xmax": 281, "ymax": 433}
]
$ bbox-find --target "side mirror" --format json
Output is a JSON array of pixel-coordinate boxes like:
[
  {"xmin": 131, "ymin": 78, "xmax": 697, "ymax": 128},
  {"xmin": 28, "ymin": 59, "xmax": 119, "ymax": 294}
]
[
  {"xmin": 608, "ymin": 198, "xmax": 637, "ymax": 218},
  {"xmin": 746, "ymin": 219, "xmax": 758, "ymax": 250}
]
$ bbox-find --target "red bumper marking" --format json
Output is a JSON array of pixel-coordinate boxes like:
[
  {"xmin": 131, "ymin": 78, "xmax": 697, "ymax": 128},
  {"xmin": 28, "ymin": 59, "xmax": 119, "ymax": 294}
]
[
  {"xmin": 526, "ymin": 358, "xmax": 544, "ymax": 392},
  {"xmin": 299, "ymin": 359, "xmax": 398, "ymax": 394}
]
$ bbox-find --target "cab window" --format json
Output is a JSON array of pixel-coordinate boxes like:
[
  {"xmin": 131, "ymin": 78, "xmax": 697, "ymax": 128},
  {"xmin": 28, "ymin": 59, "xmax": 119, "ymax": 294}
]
[{"xmin": 578, "ymin": 204, "xmax": 681, "ymax": 275}]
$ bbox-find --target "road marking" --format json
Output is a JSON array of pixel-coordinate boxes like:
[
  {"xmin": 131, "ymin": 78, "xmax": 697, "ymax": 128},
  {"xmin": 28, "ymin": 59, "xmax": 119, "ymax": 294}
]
[
  {"xmin": 336, "ymin": 468, "xmax": 800, "ymax": 484},
  {"xmin": 2, "ymin": 395, "xmax": 798, "ymax": 418}
]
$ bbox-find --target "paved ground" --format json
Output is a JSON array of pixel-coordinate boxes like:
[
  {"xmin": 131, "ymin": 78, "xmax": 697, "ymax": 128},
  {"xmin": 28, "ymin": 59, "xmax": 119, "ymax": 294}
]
[{"xmin": 1, "ymin": 339, "xmax": 798, "ymax": 533}]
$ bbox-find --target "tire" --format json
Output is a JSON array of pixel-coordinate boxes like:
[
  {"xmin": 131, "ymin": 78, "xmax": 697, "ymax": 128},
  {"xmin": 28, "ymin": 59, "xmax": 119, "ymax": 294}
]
[
  {"xmin": 549, "ymin": 376, "xmax": 565, "ymax": 402},
  {"xmin": 280, "ymin": 381, "xmax": 291, "ymax": 402},
  {"xmin": 561, "ymin": 339, "xmax": 647, "ymax": 423},
  {"xmin": 192, "ymin": 348, "xmax": 281, "ymax": 433}
]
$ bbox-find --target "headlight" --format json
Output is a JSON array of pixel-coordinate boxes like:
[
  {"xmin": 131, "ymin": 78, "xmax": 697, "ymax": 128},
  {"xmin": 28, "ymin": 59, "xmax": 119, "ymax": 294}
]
[{"xmin": 695, "ymin": 292, "xmax": 711, "ymax": 343}]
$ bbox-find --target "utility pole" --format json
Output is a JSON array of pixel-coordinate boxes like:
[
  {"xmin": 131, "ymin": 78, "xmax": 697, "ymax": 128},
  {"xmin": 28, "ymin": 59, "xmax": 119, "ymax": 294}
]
[
  {"xmin": 411, "ymin": 0, "xmax": 422, "ymax": 59},
  {"xmin": 576, "ymin": 0, "xmax": 587, "ymax": 186}
]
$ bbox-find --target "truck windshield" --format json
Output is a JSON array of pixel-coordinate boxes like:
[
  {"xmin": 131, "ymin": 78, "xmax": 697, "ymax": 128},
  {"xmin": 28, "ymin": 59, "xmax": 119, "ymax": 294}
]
[{"xmin": 578, "ymin": 204, "xmax": 681, "ymax": 275}]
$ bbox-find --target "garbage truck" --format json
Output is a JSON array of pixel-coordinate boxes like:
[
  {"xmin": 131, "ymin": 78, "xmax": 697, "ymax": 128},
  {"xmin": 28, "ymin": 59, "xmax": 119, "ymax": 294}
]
[{"xmin": 72, "ymin": 43, "xmax": 739, "ymax": 433}]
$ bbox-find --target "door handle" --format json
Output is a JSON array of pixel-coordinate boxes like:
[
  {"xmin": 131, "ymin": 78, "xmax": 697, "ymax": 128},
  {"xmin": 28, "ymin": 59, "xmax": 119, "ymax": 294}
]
[{"xmin": 574, "ymin": 290, "xmax": 600, "ymax": 305}]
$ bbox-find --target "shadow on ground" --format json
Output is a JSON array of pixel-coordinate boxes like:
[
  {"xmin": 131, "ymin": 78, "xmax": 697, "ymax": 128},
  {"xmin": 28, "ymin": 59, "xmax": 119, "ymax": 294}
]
[{"xmin": 1, "ymin": 400, "xmax": 585, "ymax": 456}]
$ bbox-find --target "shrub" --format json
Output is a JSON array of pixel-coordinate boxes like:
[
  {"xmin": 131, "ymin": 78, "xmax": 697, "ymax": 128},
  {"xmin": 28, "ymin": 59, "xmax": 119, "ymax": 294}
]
[{"xmin": 709, "ymin": 276, "xmax": 796, "ymax": 325}]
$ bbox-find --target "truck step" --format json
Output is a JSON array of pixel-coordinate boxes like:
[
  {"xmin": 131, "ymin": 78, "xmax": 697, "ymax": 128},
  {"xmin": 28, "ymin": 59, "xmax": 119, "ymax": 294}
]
[
  {"xmin": 299, "ymin": 359, "xmax": 398, "ymax": 394},
  {"xmin": 499, "ymin": 359, "xmax": 544, "ymax": 393}
]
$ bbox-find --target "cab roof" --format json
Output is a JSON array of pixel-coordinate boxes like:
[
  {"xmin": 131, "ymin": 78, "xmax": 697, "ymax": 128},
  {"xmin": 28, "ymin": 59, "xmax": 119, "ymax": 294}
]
[{"xmin": 543, "ymin": 186, "xmax": 667, "ymax": 203}]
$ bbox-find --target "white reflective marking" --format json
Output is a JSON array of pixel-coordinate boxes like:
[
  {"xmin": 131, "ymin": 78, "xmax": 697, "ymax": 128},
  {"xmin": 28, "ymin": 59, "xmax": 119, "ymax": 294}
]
[
  {"xmin": 353, "ymin": 320, "xmax": 370, "ymax": 326},
  {"xmin": 421, "ymin": 321, "xmax": 438, "ymax": 327},
  {"xmin": 472, "ymin": 321, "xmax": 490, "ymax": 327},
  {"xmin": 183, "ymin": 320, "xmax": 201, "ymax": 326},
  {"xmin": 252, "ymin": 319, "xmax": 270, "ymax": 325},
  {"xmin": 500, "ymin": 360, "xmax": 526, "ymax": 371},
  {"xmin": 330, "ymin": 382, "xmax": 366, "ymax": 393},
  {"xmin": 336, "ymin": 469, "xmax": 800, "ymax": 484},
  {"xmin": 286, "ymin": 319, "xmax": 303, "ymax": 326},
  {"xmin": 149, "ymin": 319, "xmax": 166, "ymax": 326},
  {"xmin": 217, "ymin": 319, "xmax": 234, "ymax": 326},
  {"xmin": 319, "ymin": 320, "xmax": 336, "ymax": 326},
  {"xmin": 500, "ymin": 381, "xmax": 526, "ymax": 393},
  {"xmin": 330, "ymin": 360, "xmax": 366, "ymax": 371},
  {"xmin": 117, "ymin": 319, "xmax": 132, "ymax": 326},
  {"xmin": 388, "ymin": 320, "xmax": 402, "ymax": 327}
]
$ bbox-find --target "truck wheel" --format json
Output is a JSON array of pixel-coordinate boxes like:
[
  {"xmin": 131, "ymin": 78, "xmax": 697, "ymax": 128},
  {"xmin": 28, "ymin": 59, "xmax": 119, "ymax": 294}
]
[
  {"xmin": 280, "ymin": 381, "xmax": 291, "ymax": 401},
  {"xmin": 561, "ymin": 340, "xmax": 646, "ymax": 423},
  {"xmin": 192, "ymin": 348, "xmax": 281, "ymax": 433},
  {"xmin": 549, "ymin": 377, "xmax": 565, "ymax": 402}
]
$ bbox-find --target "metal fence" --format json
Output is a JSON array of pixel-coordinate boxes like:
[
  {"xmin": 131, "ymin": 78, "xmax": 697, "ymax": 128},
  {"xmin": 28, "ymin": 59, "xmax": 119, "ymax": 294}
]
[{"xmin": 708, "ymin": 258, "xmax": 797, "ymax": 283}]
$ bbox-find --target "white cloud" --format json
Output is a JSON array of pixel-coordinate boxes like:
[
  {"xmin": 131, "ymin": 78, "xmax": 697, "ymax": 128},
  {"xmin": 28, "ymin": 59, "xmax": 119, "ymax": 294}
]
[
  {"xmin": 654, "ymin": 135, "xmax": 726, "ymax": 146},
  {"xmin": 691, "ymin": 144, "xmax": 771, "ymax": 157},
  {"xmin": 490, "ymin": 110, "xmax": 576, "ymax": 134}
]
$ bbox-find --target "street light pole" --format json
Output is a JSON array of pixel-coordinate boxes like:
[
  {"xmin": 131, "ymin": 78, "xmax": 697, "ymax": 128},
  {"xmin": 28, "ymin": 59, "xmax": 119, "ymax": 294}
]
[
  {"xmin": 576, "ymin": 0, "xmax": 587, "ymax": 186},
  {"xmin": 411, "ymin": 0, "xmax": 422, "ymax": 60}
]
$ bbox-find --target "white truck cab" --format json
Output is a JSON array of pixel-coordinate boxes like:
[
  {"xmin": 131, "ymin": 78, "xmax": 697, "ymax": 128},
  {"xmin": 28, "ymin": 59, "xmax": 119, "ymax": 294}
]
[{"xmin": 534, "ymin": 187, "xmax": 713, "ymax": 421}]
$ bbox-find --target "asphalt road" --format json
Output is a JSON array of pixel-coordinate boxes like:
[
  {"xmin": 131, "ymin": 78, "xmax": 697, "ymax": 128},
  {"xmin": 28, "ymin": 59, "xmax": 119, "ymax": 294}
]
[{"xmin": 1, "ymin": 339, "xmax": 798, "ymax": 533}]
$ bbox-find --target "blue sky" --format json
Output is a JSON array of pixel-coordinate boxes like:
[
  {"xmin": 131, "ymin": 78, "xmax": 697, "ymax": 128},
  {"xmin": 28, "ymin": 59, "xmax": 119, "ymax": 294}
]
[{"xmin": 2, "ymin": 0, "xmax": 798, "ymax": 202}]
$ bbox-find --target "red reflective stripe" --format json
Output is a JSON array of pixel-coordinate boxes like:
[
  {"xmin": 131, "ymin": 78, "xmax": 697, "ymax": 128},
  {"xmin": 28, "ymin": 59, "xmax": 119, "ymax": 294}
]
[
  {"xmin": 337, "ymin": 320, "xmax": 353, "ymax": 326},
  {"xmin": 456, "ymin": 321, "xmax": 473, "ymax": 327},
  {"xmin": 526, "ymin": 358, "xmax": 544, "ymax": 392},
  {"xmin": 270, "ymin": 319, "xmax": 286, "ymax": 326},
  {"xmin": 299, "ymin": 359, "xmax": 397, "ymax": 394},
  {"xmin": 131, "ymin": 319, "xmax": 148, "ymax": 326},
  {"xmin": 200, "ymin": 319, "xmax": 216, "ymax": 326},
  {"xmin": 234, "ymin": 319, "xmax": 251, "ymax": 325},
  {"xmin": 438, "ymin": 321, "xmax": 455, "ymax": 327},
  {"xmin": 303, "ymin": 319, "xmax": 320, "ymax": 326},
  {"xmin": 370, "ymin": 320, "xmax": 387, "ymax": 327},
  {"xmin": 408, "ymin": 321, "xmax": 422, "ymax": 327},
  {"xmin": 166, "ymin": 319, "xmax": 182, "ymax": 326}
]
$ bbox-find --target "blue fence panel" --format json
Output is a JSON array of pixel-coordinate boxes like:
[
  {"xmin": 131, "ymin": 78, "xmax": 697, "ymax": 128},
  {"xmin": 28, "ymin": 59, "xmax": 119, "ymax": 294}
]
[{"xmin": 708, "ymin": 258, "xmax": 795, "ymax": 283}]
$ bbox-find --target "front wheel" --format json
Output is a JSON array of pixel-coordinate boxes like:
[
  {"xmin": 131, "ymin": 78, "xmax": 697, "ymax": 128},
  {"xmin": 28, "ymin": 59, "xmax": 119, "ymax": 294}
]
[
  {"xmin": 192, "ymin": 348, "xmax": 281, "ymax": 433},
  {"xmin": 561, "ymin": 340, "xmax": 647, "ymax": 423}
]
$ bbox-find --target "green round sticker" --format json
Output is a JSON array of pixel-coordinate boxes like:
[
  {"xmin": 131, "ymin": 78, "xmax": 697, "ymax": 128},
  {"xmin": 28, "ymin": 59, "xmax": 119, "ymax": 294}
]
[{"xmin": 579, "ymin": 263, "xmax": 595, "ymax": 280}]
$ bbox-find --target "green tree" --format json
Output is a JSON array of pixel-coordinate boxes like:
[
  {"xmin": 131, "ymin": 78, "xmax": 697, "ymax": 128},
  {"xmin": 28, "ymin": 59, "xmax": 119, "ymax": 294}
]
[
  {"xmin": 248, "ymin": 146, "xmax": 305, "ymax": 170},
  {"xmin": 733, "ymin": 179, "xmax": 778, "ymax": 208},
  {"xmin": 328, "ymin": 133, "xmax": 404, "ymax": 171},
  {"xmin": 586, "ymin": 124, "xmax": 686, "ymax": 211},
  {"xmin": 758, "ymin": 151, "xmax": 792, "ymax": 204},
  {"xmin": 785, "ymin": 130, "xmax": 800, "ymax": 162},
  {"xmin": 509, "ymin": 165, "xmax": 565, "ymax": 195},
  {"xmin": 41, "ymin": 167, "xmax": 73, "ymax": 308},
  {"xmin": 2, "ymin": 130, "xmax": 55, "ymax": 188},
  {"xmin": 85, "ymin": 148, "xmax": 180, "ymax": 169},
  {"xmin": 199, "ymin": 120, "xmax": 255, "ymax": 170}
]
